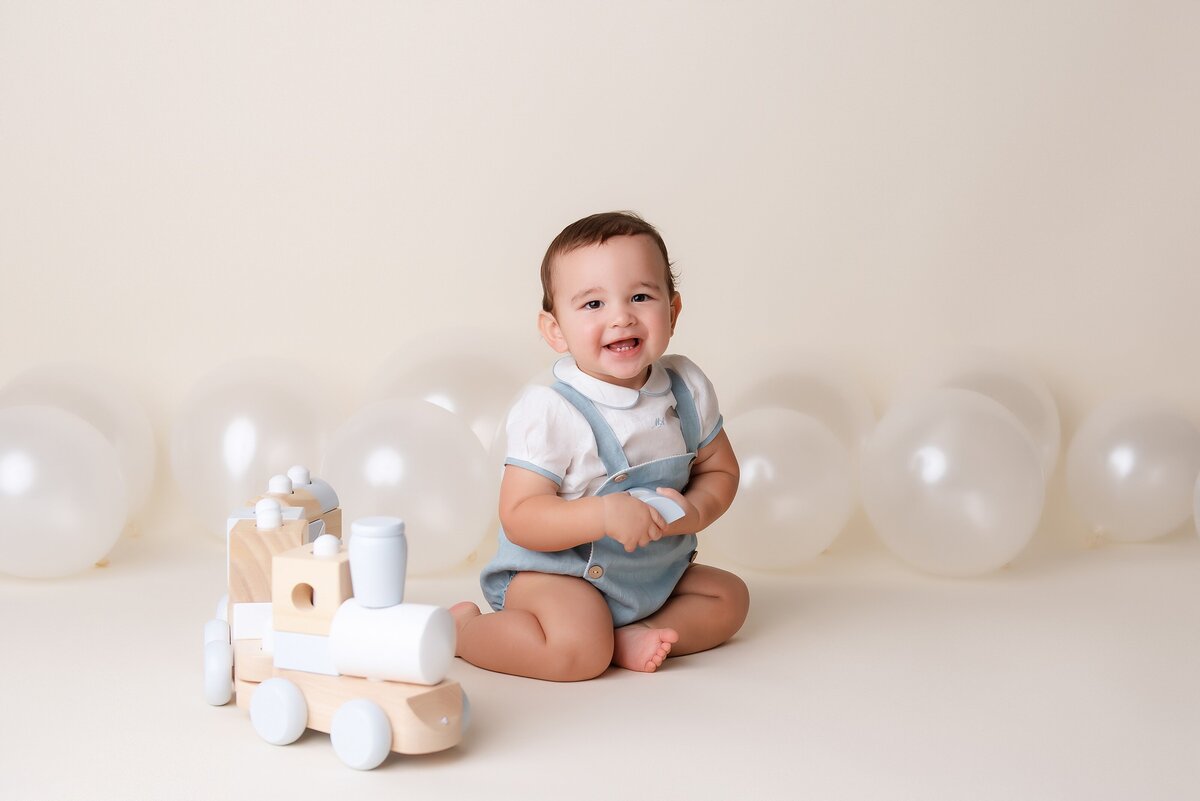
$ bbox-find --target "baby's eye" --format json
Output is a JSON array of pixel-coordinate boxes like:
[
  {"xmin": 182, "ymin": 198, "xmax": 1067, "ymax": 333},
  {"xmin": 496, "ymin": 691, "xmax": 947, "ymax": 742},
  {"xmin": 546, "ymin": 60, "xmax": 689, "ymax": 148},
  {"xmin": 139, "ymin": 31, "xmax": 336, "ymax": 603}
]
[
  {"xmin": 583, "ymin": 300, "xmax": 603, "ymax": 310},
  {"xmin": 631, "ymin": 293, "xmax": 650, "ymax": 303}
]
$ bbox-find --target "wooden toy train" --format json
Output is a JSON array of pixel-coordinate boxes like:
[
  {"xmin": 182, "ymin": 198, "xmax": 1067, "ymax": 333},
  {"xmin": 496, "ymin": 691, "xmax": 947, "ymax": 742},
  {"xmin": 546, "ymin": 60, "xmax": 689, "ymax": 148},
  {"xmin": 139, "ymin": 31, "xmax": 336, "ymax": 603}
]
[{"xmin": 202, "ymin": 465, "xmax": 468, "ymax": 770}]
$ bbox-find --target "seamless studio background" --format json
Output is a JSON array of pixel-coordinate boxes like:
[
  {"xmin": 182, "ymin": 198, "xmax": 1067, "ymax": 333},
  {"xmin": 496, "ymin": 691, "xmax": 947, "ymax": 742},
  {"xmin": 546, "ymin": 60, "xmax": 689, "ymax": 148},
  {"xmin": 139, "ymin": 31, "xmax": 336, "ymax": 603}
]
[{"xmin": 1, "ymin": 2, "xmax": 1198, "ymax": 800}]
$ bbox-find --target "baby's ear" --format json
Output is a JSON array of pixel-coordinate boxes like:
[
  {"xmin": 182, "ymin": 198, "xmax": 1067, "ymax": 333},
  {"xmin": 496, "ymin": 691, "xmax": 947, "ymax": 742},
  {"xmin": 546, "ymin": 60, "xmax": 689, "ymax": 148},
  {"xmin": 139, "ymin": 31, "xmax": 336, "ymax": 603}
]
[
  {"xmin": 670, "ymin": 293, "xmax": 683, "ymax": 332},
  {"xmin": 537, "ymin": 310, "xmax": 569, "ymax": 353}
]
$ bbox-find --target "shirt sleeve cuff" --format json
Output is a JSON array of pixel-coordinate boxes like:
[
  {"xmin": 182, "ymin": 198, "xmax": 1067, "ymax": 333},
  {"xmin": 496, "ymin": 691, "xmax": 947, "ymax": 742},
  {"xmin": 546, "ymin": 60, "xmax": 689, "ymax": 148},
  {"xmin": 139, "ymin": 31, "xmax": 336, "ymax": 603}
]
[
  {"xmin": 504, "ymin": 458, "xmax": 564, "ymax": 486},
  {"xmin": 698, "ymin": 415, "xmax": 724, "ymax": 450}
]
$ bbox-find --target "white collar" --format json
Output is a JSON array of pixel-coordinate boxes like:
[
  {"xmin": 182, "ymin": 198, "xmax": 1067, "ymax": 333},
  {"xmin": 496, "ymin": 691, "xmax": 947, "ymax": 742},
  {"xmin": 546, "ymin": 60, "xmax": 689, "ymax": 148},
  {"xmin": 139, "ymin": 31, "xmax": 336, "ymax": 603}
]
[{"xmin": 552, "ymin": 356, "xmax": 671, "ymax": 409}]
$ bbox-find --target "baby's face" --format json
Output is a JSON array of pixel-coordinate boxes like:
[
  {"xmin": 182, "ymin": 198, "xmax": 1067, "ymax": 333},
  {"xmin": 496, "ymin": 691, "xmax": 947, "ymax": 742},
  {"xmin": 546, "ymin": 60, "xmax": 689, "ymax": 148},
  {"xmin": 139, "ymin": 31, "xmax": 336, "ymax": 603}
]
[{"xmin": 539, "ymin": 234, "xmax": 680, "ymax": 390}]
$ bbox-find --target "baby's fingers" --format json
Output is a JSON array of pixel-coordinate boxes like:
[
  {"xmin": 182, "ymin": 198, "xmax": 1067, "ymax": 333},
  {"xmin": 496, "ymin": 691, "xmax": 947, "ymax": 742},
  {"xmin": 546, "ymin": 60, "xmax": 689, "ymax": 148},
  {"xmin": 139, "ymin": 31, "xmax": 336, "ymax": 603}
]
[
  {"xmin": 648, "ymin": 508, "xmax": 666, "ymax": 529},
  {"xmin": 655, "ymin": 487, "xmax": 686, "ymax": 503}
]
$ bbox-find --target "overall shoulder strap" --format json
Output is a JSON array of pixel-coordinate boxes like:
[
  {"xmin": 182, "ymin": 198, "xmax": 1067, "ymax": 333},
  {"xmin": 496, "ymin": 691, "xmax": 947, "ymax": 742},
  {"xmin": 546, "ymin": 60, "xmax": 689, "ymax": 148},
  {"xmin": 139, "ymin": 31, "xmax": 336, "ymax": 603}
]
[
  {"xmin": 550, "ymin": 381, "xmax": 631, "ymax": 475},
  {"xmin": 666, "ymin": 368, "xmax": 702, "ymax": 453}
]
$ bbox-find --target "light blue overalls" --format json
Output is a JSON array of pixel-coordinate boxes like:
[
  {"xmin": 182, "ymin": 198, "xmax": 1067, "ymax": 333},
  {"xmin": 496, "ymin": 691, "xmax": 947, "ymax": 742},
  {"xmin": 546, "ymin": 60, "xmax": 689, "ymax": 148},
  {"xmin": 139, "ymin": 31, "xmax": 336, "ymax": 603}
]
[{"xmin": 480, "ymin": 369, "xmax": 703, "ymax": 627}]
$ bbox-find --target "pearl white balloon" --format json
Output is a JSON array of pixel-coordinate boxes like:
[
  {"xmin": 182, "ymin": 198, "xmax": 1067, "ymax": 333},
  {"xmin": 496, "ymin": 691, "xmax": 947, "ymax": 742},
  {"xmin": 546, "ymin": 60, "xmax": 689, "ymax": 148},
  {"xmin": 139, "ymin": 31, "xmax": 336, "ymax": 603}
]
[
  {"xmin": 0, "ymin": 363, "xmax": 156, "ymax": 520},
  {"xmin": 861, "ymin": 389, "xmax": 1045, "ymax": 576},
  {"xmin": 171, "ymin": 358, "xmax": 328, "ymax": 538},
  {"xmin": 0, "ymin": 406, "xmax": 127, "ymax": 578},
  {"xmin": 707, "ymin": 409, "xmax": 854, "ymax": 569},
  {"xmin": 323, "ymin": 399, "xmax": 492, "ymax": 575},
  {"xmin": 367, "ymin": 333, "xmax": 532, "ymax": 450},
  {"xmin": 730, "ymin": 359, "xmax": 875, "ymax": 455},
  {"xmin": 1066, "ymin": 398, "xmax": 1200, "ymax": 542},
  {"xmin": 902, "ymin": 349, "xmax": 1061, "ymax": 481}
]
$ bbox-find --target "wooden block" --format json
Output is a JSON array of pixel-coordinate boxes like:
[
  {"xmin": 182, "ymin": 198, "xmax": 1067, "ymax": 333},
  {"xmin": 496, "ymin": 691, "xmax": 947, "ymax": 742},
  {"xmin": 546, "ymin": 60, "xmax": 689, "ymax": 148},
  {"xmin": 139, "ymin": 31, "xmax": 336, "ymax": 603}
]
[
  {"xmin": 276, "ymin": 488, "xmax": 324, "ymax": 520},
  {"xmin": 228, "ymin": 519, "xmax": 307, "ymax": 608},
  {"xmin": 233, "ymin": 639, "xmax": 274, "ymax": 684},
  {"xmin": 235, "ymin": 678, "xmax": 257, "ymax": 710},
  {"xmin": 255, "ymin": 489, "xmax": 342, "ymax": 538},
  {"xmin": 275, "ymin": 668, "xmax": 465, "ymax": 755},
  {"xmin": 227, "ymin": 505, "xmax": 301, "ymax": 538},
  {"xmin": 271, "ymin": 542, "xmax": 353, "ymax": 636}
]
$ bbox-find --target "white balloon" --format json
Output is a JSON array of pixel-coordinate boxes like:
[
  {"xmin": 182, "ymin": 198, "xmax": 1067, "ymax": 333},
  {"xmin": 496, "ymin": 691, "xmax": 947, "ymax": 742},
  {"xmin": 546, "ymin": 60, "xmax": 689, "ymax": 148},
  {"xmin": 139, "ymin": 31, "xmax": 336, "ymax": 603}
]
[
  {"xmin": 861, "ymin": 389, "xmax": 1045, "ymax": 576},
  {"xmin": 707, "ymin": 409, "xmax": 854, "ymax": 569},
  {"xmin": 323, "ymin": 399, "xmax": 492, "ymax": 575},
  {"xmin": 171, "ymin": 358, "xmax": 328, "ymax": 538},
  {"xmin": 730, "ymin": 359, "xmax": 875, "ymax": 455},
  {"xmin": 1066, "ymin": 398, "xmax": 1200, "ymax": 542},
  {"xmin": 0, "ymin": 363, "xmax": 156, "ymax": 519},
  {"xmin": 367, "ymin": 332, "xmax": 533, "ymax": 450},
  {"xmin": 902, "ymin": 349, "xmax": 1061, "ymax": 481},
  {"xmin": 0, "ymin": 406, "xmax": 127, "ymax": 578}
]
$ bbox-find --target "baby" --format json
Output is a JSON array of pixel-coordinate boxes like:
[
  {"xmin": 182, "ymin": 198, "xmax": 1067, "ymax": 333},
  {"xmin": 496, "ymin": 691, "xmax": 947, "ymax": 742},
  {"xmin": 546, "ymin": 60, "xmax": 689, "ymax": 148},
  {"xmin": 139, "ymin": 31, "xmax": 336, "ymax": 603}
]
[{"xmin": 451, "ymin": 211, "xmax": 749, "ymax": 681}]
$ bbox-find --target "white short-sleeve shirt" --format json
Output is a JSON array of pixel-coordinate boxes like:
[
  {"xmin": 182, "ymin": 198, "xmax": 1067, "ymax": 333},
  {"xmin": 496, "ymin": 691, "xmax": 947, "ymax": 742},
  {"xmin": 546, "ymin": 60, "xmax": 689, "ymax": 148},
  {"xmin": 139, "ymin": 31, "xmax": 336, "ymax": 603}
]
[{"xmin": 504, "ymin": 354, "xmax": 723, "ymax": 500}]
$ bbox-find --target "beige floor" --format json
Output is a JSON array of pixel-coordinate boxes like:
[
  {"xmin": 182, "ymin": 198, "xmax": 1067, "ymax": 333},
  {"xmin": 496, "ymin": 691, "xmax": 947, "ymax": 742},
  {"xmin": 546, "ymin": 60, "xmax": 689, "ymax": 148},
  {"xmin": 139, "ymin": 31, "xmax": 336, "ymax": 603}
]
[{"xmin": 3, "ymin": 523, "xmax": 1198, "ymax": 801}]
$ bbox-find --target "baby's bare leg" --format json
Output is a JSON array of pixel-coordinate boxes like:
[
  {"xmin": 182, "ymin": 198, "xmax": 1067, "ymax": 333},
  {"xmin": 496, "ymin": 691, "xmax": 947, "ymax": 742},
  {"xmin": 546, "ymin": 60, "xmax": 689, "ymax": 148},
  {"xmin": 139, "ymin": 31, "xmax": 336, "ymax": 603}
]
[
  {"xmin": 634, "ymin": 564, "xmax": 749, "ymax": 657},
  {"xmin": 452, "ymin": 572, "xmax": 615, "ymax": 682}
]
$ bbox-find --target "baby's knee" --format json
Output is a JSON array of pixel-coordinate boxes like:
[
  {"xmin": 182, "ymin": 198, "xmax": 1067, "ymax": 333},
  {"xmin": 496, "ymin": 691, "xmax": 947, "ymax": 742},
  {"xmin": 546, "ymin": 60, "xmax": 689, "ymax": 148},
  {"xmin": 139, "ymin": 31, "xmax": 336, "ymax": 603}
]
[
  {"xmin": 547, "ymin": 636, "xmax": 613, "ymax": 681},
  {"xmin": 716, "ymin": 573, "xmax": 750, "ymax": 633}
]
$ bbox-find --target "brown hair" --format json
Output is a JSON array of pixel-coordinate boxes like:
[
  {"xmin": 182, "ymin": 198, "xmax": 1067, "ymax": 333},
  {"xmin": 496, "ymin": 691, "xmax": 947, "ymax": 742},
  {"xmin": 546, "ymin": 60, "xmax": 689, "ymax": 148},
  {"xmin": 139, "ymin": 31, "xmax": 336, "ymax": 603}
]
[{"xmin": 540, "ymin": 211, "xmax": 678, "ymax": 312}]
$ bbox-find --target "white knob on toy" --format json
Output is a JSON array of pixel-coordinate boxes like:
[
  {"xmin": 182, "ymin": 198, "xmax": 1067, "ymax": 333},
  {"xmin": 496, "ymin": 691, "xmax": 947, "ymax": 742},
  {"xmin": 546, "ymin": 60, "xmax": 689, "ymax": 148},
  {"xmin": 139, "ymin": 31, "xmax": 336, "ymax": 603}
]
[
  {"xmin": 330, "ymin": 600, "xmax": 455, "ymax": 685},
  {"xmin": 268, "ymin": 474, "xmax": 293, "ymax": 495},
  {"xmin": 348, "ymin": 516, "xmax": 406, "ymax": 608},
  {"xmin": 255, "ymin": 498, "xmax": 283, "ymax": 529},
  {"xmin": 287, "ymin": 464, "xmax": 312, "ymax": 486},
  {"xmin": 312, "ymin": 533, "xmax": 341, "ymax": 558}
]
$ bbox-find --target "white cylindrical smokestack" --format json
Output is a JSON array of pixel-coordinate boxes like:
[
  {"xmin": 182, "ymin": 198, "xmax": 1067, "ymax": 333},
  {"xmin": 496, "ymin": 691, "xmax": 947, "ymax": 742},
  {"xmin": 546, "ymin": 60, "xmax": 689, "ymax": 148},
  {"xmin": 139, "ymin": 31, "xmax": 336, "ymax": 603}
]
[{"xmin": 348, "ymin": 516, "xmax": 407, "ymax": 608}]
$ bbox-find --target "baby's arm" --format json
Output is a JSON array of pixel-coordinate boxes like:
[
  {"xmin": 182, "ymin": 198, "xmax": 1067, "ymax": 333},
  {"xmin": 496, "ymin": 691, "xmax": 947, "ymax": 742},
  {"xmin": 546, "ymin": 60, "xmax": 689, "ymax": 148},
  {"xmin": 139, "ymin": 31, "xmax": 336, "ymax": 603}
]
[
  {"xmin": 500, "ymin": 466, "xmax": 667, "ymax": 553},
  {"xmin": 657, "ymin": 429, "xmax": 739, "ymax": 536}
]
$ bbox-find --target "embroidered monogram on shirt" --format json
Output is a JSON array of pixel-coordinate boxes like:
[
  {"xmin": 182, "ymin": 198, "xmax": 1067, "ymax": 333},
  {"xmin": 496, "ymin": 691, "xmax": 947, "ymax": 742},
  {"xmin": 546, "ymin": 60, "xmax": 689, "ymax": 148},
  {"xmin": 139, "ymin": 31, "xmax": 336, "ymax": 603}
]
[{"xmin": 653, "ymin": 417, "xmax": 666, "ymax": 428}]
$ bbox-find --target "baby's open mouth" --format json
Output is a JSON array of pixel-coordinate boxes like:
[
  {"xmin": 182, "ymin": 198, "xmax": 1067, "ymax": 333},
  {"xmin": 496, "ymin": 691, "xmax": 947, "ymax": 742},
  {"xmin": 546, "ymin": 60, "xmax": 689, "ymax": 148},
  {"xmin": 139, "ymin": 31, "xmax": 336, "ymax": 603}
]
[{"xmin": 606, "ymin": 338, "xmax": 641, "ymax": 353}]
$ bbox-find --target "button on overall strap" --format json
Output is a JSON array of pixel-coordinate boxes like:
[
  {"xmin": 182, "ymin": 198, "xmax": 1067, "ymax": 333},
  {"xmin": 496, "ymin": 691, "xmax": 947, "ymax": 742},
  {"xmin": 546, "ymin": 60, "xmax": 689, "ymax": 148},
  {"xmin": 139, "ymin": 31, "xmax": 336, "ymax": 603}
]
[{"xmin": 551, "ymin": 368, "xmax": 702, "ymax": 477}]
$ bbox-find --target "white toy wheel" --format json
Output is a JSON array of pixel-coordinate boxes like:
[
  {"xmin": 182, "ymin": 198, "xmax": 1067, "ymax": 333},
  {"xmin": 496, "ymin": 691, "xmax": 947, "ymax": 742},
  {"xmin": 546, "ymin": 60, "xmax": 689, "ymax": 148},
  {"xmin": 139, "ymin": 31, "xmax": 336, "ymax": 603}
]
[
  {"xmin": 204, "ymin": 618, "xmax": 230, "ymax": 646},
  {"xmin": 330, "ymin": 699, "xmax": 393, "ymax": 770},
  {"xmin": 203, "ymin": 639, "xmax": 233, "ymax": 706},
  {"xmin": 250, "ymin": 678, "xmax": 308, "ymax": 745}
]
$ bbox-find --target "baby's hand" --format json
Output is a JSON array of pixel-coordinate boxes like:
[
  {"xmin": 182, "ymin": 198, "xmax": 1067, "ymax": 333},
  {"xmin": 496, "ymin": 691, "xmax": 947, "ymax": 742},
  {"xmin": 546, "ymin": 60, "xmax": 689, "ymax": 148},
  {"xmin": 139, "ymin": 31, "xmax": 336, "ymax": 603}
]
[
  {"xmin": 602, "ymin": 493, "xmax": 665, "ymax": 553},
  {"xmin": 654, "ymin": 488, "xmax": 700, "ymax": 535}
]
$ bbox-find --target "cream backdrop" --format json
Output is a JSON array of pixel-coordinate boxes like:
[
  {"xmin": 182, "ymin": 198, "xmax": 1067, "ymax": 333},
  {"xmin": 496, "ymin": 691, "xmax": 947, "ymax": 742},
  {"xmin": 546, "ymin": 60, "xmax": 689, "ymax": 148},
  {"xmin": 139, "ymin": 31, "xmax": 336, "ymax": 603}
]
[
  {"xmin": 4, "ymin": 4, "xmax": 1200, "ymax": 799},
  {"xmin": 2, "ymin": 0, "xmax": 1198, "ymax": 546}
]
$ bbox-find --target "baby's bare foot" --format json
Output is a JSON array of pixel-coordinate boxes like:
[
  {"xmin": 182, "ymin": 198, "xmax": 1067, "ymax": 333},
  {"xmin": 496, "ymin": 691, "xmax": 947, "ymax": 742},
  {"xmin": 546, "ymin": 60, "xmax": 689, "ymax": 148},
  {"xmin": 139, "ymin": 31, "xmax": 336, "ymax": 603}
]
[
  {"xmin": 613, "ymin": 623, "xmax": 679, "ymax": 673},
  {"xmin": 449, "ymin": 601, "xmax": 481, "ymax": 656}
]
